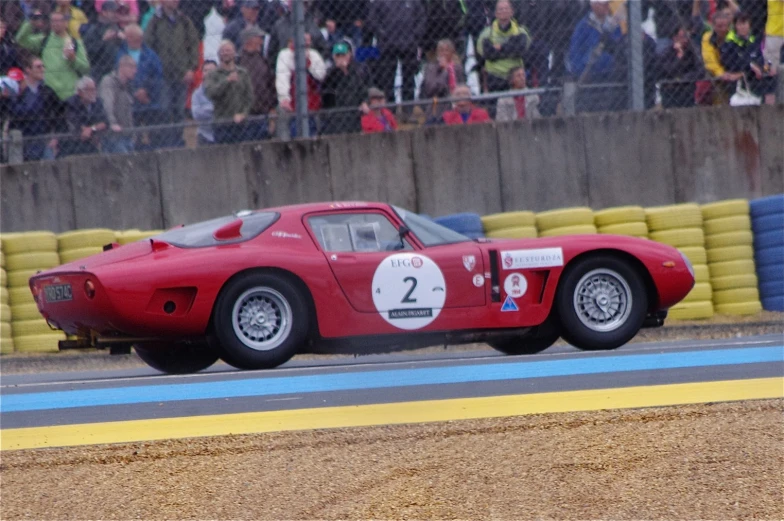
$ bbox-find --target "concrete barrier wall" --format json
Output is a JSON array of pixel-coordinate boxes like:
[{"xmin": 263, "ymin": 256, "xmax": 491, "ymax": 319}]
[{"xmin": 1, "ymin": 105, "xmax": 780, "ymax": 233}]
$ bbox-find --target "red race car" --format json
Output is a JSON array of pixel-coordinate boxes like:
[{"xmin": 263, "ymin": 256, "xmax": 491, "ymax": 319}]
[{"xmin": 29, "ymin": 202, "xmax": 695, "ymax": 374}]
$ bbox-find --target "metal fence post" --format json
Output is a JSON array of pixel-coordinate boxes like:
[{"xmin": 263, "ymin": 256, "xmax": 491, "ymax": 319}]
[
  {"xmin": 292, "ymin": 0, "xmax": 309, "ymax": 138},
  {"xmin": 628, "ymin": 0, "xmax": 644, "ymax": 111}
]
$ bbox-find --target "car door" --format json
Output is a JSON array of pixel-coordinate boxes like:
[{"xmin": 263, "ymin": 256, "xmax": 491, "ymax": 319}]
[{"xmin": 306, "ymin": 211, "xmax": 486, "ymax": 318}]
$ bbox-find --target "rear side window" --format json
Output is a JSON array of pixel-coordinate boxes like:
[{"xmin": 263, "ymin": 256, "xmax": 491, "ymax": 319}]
[{"xmin": 156, "ymin": 212, "xmax": 279, "ymax": 248}]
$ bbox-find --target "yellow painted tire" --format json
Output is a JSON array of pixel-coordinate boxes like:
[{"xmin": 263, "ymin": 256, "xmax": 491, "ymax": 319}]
[
  {"xmin": 713, "ymin": 287, "xmax": 760, "ymax": 305},
  {"xmin": 539, "ymin": 224, "xmax": 598, "ymax": 238},
  {"xmin": 8, "ymin": 286, "xmax": 34, "ymax": 306},
  {"xmin": 59, "ymin": 247, "xmax": 103, "ymax": 264},
  {"xmin": 645, "ymin": 204, "xmax": 703, "ymax": 231},
  {"xmin": 711, "ymin": 274, "xmax": 758, "ymax": 291},
  {"xmin": 481, "ymin": 212, "xmax": 536, "ymax": 231},
  {"xmin": 709, "ymin": 259, "xmax": 756, "ymax": 278},
  {"xmin": 0, "ymin": 287, "xmax": 7, "ymax": 305},
  {"xmin": 649, "ymin": 228, "xmax": 705, "ymax": 247},
  {"xmin": 693, "ymin": 264, "xmax": 710, "ymax": 283},
  {"xmin": 593, "ymin": 206, "xmax": 646, "ymax": 227},
  {"xmin": 682, "ymin": 283, "xmax": 713, "ymax": 303},
  {"xmin": 486, "ymin": 226, "xmax": 538, "ymax": 239},
  {"xmin": 668, "ymin": 300, "xmax": 714, "ymax": 320},
  {"xmin": 5, "ymin": 252, "xmax": 60, "ymax": 271},
  {"xmin": 535, "ymin": 207, "xmax": 594, "ymax": 230},
  {"xmin": 0, "ymin": 321, "xmax": 11, "ymax": 337},
  {"xmin": 706, "ymin": 245, "xmax": 754, "ymax": 264},
  {"xmin": 678, "ymin": 246, "xmax": 707, "ymax": 265},
  {"xmin": 1, "ymin": 336, "xmax": 13, "ymax": 354},
  {"xmin": 57, "ymin": 229, "xmax": 117, "ymax": 251},
  {"xmin": 116, "ymin": 230, "xmax": 161, "ymax": 245},
  {"xmin": 7, "ymin": 269, "xmax": 39, "ymax": 288},
  {"xmin": 10, "ymin": 303, "xmax": 42, "ymax": 321},
  {"xmin": 598, "ymin": 222, "xmax": 649, "ymax": 237},
  {"xmin": 0, "ymin": 251, "xmax": 4, "ymax": 268},
  {"xmin": 0, "ymin": 303, "xmax": 10, "ymax": 322},
  {"xmin": 11, "ymin": 319, "xmax": 55, "ymax": 337},
  {"xmin": 714, "ymin": 301, "xmax": 762, "ymax": 316},
  {"xmin": 0, "ymin": 232, "xmax": 58, "ymax": 254},
  {"xmin": 12, "ymin": 333, "xmax": 64, "ymax": 353},
  {"xmin": 703, "ymin": 215, "xmax": 751, "ymax": 235},
  {"xmin": 701, "ymin": 199, "xmax": 749, "ymax": 220},
  {"xmin": 704, "ymin": 231, "xmax": 754, "ymax": 249},
  {"xmin": 0, "ymin": 268, "xmax": 5, "ymax": 287}
]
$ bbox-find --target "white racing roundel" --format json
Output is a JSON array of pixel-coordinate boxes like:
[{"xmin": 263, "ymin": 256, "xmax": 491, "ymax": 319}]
[{"xmin": 371, "ymin": 253, "xmax": 446, "ymax": 330}]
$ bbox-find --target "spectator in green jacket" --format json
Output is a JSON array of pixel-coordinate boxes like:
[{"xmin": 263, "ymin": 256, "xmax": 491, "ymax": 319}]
[
  {"xmin": 476, "ymin": 0, "xmax": 531, "ymax": 93},
  {"xmin": 16, "ymin": 11, "xmax": 90, "ymax": 101},
  {"xmin": 204, "ymin": 40, "xmax": 255, "ymax": 145}
]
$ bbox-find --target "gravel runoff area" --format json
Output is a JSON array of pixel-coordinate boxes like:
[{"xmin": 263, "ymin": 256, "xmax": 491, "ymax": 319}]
[{"xmin": 1, "ymin": 400, "xmax": 782, "ymax": 520}]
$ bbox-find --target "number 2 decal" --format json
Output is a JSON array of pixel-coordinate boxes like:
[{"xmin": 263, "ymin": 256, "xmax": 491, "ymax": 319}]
[{"xmin": 401, "ymin": 276, "xmax": 418, "ymax": 303}]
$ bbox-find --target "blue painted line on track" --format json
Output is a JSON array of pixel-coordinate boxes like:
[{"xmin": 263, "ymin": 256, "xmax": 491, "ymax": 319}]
[{"xmin": 1, "ymin": 346, "xmax": 782, "ymax": 413}]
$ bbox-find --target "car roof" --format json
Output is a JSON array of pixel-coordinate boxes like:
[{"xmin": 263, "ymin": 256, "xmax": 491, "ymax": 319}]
[{"xmin": 260, "ymin": 201, "xmax": 395, "ymax": 215}]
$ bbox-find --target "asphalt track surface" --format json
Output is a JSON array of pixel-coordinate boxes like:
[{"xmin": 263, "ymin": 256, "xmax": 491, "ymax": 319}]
[{"xmin": 1, "ymin": 334, "xmax": 782, "ymax": 451}]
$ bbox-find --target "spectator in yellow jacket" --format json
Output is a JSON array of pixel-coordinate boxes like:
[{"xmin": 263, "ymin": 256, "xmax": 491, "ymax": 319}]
[
  {"xmin": 53, "ymin": 0, "xmax": 89, "ymax": 40},
  {"xmin": 701, "ymin": 8, "xmax": 742, "ymax": 103},
  {"xmin": 765, "ymin": 0, "xmax": 784, "ymax": 73}
]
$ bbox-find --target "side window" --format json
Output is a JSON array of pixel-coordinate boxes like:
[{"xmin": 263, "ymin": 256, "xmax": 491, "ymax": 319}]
[{"xmin": 308, "ymin": 213, "xmax": 413, "ymax": 253}]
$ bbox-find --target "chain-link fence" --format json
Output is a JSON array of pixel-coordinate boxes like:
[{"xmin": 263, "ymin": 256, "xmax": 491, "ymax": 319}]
[{"xmin": 0, "ymin": 0, "xmax": 780, "ymax": 163}]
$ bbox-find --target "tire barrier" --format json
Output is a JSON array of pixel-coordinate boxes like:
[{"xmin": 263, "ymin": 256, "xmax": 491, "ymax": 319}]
[
  {"xmin": 645, "ymin": 204, "xmax": 713, "ymax": 320},
  {"xmin": 433, "ymin": 213, "xmax": 485, "ymax": 239},
  {"xmin": 481, "ymin": 212, "xmax": 537, "ymax": 239},
  {"xmin": 750, "ymin": 194, "xmax": 784, "ymax": 312},
  {"xmin": 701, "ymin": 199, "xmax": 761, "ymax": 316},
  {"xmin": 535, "ymin": 207, "xmax": 596, "ymax": 237},
  {"xmin": 594, "ymin": 206, "xmax": 649, "ymax": 238},
  {"xmin": 58, "ymin": 229, "xmax": 117, "ymax": 266}
]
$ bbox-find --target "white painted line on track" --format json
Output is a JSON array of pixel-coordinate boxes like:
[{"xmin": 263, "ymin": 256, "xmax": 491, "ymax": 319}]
[{"xmin": 1, "ymin": 337, "xmax": 780, "ymax": 390}]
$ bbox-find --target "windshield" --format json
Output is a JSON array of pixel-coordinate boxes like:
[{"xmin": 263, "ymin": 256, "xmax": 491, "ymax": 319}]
[
  {"xmin": 155, "ymin": 212, "xmax": 279, "ymax": 248},
  {"xmin": 392, "ymin": 206, "xmax": 472, "ymax": 247}
]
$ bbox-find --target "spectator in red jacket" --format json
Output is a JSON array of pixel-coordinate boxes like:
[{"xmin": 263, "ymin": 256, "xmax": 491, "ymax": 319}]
[
  {"xmin": 361, "ymin": 86, "xmax": 397, "ymax": 133},
  {"xmin": 440, "ymin": 84, "xmax": 491, "ymax": 125}
]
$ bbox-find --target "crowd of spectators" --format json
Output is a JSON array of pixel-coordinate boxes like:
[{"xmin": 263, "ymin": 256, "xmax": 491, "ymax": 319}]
[{"xmin": 0, "ymin": 0, "xmax": 780, "ymax": 162}]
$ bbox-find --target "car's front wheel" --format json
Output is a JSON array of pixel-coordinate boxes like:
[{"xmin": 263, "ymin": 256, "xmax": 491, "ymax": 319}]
[
  {"xmin": 556, "ymin": 255, "xmax": 647, "ymax": 351},
  {"xmin": 212, "ymin": 272, "xmax": 309, "ymax": 370},
  {"xmin": 134, "ymin": 341, "xmax": 219, "ymax": 374},
  {"xmin": 489, "ymin": 330, "xmax": 560, "ymax": 355}
]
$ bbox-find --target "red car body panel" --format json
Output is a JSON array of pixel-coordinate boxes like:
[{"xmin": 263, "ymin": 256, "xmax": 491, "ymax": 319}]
[{"xmin": 29, "ymin": 202, "xmax": 694, "ymax": 344}]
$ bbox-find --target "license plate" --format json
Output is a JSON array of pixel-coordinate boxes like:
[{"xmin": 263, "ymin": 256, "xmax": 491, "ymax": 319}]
[{"xmin": 44, "ymin": 283, "xmax": 73, "ymax": 303}]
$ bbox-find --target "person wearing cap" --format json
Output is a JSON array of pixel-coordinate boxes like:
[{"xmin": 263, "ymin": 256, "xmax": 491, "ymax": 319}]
[
  {"xmin": 438, "ymin": 84, "xmax": 491, "ymax": 125},
  {"xmin": 81, "ymin": 0, "xmax": 125, "ymax": 83},
  {"xmin": 204, "ymin": 40, "xmax": 255, "ymax": 144},
  {"xmin": 238, "ymin": 25, "xmax": 276, "ymax": 136},
  {"xmin": 223, "ymin": 0, "xmax": 267, "ymax": 53},
  {"xmin": 360, "ymin": 86, "xmax": 398, "ymax": 134},
  {"xmin": 568, "ymin": 0, "xmax": 625, "ymax": 112},
  {"xmin": 321, "ymin": 41, "xmax": 370, "ymax": 135}
]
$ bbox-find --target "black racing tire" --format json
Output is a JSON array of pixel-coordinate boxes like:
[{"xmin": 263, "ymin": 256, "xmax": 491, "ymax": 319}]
[
  {"xmin": 555, "ymin": 255, "xmax": 647, "ymax": 351},
  {"xmin": 489, "ymin": 330, "xmax": 560, "ymax": 355},
  {"xmin": 134, "ymin": 342, "xmax": 219, "ymax": 374},
  {"xmin": 212, "ymin": 272, "xmax": 309, "ymax": 370}
]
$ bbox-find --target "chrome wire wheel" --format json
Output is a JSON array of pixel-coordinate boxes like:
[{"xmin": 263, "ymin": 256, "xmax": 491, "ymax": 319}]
[
  {"xmin": 232, "ymin": 287, "xmax": 293, "ymax": 351},
  {"xmin": 572, "ymin": 268, "xmax": 632, "ymax": 333}
]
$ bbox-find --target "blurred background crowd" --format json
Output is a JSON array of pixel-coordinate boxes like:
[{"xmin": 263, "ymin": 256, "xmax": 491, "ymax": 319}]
[{"xmin": 0, "ymin": 0, "xmax": 780, "ymax": 162}]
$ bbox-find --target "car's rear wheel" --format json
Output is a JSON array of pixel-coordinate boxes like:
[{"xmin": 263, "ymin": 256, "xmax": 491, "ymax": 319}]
[
  {"xmin": 213, "ymin": 272, "xmax": 309, "ymax": 370},
  {"xmin": 134, "ymin": 341, "xmax": 219, "ymax": 374},
  {"xmin": 556, "ymin": 255, "xmax": 647, "ymax": 351}
]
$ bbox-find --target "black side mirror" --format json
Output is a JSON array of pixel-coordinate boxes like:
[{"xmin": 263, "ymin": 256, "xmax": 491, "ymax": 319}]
[{"xmin": 397, "ymin": 225, "xmax": 410, "ymax": 250}]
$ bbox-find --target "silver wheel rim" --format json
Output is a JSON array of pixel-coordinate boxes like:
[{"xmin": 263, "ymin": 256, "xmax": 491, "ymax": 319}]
[
  {"xmin": 232, "ymin": 287, "xmax": 292, "ymax": 351},
  {"xmin": 573, "ymin": 268, "xmax": 632, "ymax": 333}
]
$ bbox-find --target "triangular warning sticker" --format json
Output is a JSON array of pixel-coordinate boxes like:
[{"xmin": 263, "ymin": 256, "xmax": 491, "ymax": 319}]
[{"xmin": 501, "ymin": 295, "xmax": 519, "ymax": 312}]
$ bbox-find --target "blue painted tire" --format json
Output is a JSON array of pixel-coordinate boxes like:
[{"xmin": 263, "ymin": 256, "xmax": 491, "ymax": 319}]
[
  {"xmin": 753, "ymin": 229, "xmax": 784, "ymax": 249},
  {"xmin": 757, "ymin": 264, "xmax": 784, "ymax": 283},
  {"xmin": 754, "ymin": 246, "xmax": 784, "ymax": 268},
  {"xmin": 434, "ymin": 213, "xmax": 484, "ymax": 234},
  {"xmin": 759, "ymin": 280, "xmax": 784, "ymax": 298},
  {"xmin": 761, "ymin": 295, "xmax": 784, "ymax": 312},
  {"xmin": 751, "ymin": 213, "xmax": 784, "ymax": 234},
  {"xmin": 749, "ymin": 194, "xmax": 784, "ymax": 219}
]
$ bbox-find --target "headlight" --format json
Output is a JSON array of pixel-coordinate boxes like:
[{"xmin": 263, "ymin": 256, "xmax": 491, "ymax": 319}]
[{"xmin": 679, "ymin": 251, "xmax": 695, "ymax": 278}]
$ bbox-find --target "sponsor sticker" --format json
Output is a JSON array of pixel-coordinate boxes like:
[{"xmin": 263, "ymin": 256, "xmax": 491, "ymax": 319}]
[
  {"xmin": 503, "ymin": 273, "xmax": 528, "ymax": 298},
  {"xmin": 372, "ymin": 253, "xmax": 446, "ymax": 330},
  {"xmin": 272, "ymin": 231, "xmax": 302, "ymax": 239},
  {"xmin": 501, "ymin": 247, "xmax": 564, "ymax": 270},
  {"xmin": 473, "ymin": 274, "xmax": 485, "ymax": 287},
  {"xmin": 463, "ymin": 255, "xmax": 476, "ymax": 271}
]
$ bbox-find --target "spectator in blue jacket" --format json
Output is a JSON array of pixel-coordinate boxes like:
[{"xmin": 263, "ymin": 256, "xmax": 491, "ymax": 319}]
[
  {"xmin": 720, "ymin": 11, "xmax": 777, "ymax": 105},
  {"xmin": 10, "ymin": 56, "xmax": 61, "ymax": 161},
  {"xmin": 116, "ymin": 23, "xmax": 166, "ymax": 149},
  {"xmin": 568, "ymin": 0, "xmax": 624, "ymax": 112}
]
